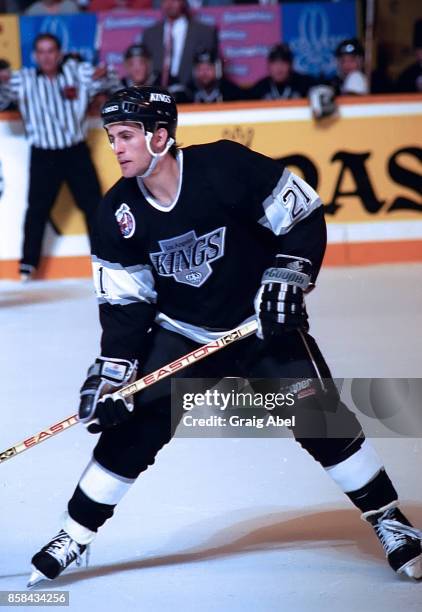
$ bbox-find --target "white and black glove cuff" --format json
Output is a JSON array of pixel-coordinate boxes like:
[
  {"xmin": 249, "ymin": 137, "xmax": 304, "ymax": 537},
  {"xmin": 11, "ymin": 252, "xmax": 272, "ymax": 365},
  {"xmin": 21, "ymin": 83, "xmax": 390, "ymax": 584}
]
[
  {"xmin": 79, "ymin": 357, "xmax": 138, "ymax": 426},
  {"xmin": 261, "ymin": 254, "xmax": 312, "ymax": 291},
  {"xmin": 256, "ymin": 255, "xmax": 313, "ymax": 340}
]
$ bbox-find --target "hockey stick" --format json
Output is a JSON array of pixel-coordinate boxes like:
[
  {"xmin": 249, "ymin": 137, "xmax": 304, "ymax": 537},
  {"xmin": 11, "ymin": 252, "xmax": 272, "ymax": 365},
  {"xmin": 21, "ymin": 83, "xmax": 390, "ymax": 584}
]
[{"xmin": 0, "ymin": 319, "xmax": 258, "ymax": 464}]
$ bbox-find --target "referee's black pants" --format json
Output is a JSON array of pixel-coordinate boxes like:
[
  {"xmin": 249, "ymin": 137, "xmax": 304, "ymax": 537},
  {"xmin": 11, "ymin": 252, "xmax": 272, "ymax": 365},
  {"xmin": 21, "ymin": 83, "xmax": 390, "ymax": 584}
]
[{"xmin": 21, "ymin": 142, "xmax": 101, "ymax": 269}]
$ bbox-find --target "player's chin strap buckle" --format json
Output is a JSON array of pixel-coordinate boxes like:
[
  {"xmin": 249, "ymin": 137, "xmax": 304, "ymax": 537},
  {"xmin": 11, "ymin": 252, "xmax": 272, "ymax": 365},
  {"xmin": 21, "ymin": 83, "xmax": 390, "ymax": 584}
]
[{"xmin": 140, "ymin": 132, "xmax": 175, "ymax": 178}]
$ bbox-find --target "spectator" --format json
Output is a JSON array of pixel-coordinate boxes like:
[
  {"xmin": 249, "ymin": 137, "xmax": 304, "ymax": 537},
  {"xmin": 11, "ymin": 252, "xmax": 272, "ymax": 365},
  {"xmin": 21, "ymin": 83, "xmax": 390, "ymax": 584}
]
[
  {"xmin": 0, "ymin": 33, "xmax": 110, "ymax": 281},
  {"xmin": 142, "ymin": 0, "xmax": 218, "ymax": 88},
  {"xmin": 121, "ymin": 44, "xmax": 192, "ymax": 103},
  {"xmin": 248, "ymin": 43, "xmax": 315, "ymax": 100},
  {"xmin": 121, "ymin": 44, "xmax": 157, "ymax": 88},
  {"xmin": 330, "ymin": 38, "xmax": 369, "ymax": 95},
  {"xmin": 396, "ymin": 19, "xmax": 422, "ymax": 93},
  {"xmin": 189, "ymin": 49, "xmax": 245, "ymax": 103},
  {"xmin": 25, "ymin": 0, "xmax": 79, "ymax": 14}
]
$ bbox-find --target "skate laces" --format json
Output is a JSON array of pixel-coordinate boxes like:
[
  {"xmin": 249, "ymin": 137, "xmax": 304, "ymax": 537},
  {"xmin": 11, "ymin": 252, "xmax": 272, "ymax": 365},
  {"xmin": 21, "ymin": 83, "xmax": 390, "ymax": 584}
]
[
  {"xmin": 373, "ymin": 509, "xmax": 422, "ymax": 555},
  {"xmin": 44, "ymin": 530, "xmax": 85, "ymax": 569},
  {"xmin": 382, "ymin": 519, "xmax": 422, "ymax": 543}
]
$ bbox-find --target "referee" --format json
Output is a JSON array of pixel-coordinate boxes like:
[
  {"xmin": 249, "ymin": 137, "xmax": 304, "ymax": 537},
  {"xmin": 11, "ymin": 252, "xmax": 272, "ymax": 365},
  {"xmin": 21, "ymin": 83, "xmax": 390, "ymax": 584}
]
[{"xmin": 0, "ymin": 33, "xmax": 112, "ymax": 281}]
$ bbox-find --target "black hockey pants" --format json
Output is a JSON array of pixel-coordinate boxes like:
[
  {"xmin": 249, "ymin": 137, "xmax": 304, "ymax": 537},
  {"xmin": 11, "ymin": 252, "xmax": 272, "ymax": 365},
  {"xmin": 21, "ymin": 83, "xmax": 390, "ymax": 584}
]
[{"xmin": 92, "ymin": 326, "xmax": 364, "ymax": 478}]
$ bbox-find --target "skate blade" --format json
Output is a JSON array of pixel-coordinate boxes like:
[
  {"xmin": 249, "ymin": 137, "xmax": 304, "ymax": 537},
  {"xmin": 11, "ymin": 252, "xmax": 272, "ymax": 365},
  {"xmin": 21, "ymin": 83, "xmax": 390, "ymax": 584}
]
[
  {"xmin": 27, "ymin": 567, "xmax": 50, "ymax": 588},
  {"xmin": 399, "ymin": 554, "xmax": 422, "ymax": 580}
]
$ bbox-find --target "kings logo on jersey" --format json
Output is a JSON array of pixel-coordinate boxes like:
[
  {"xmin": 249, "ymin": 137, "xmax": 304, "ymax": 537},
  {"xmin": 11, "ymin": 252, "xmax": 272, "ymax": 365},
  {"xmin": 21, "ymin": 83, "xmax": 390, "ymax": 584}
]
[
  {"xmin": 150, "ymin": 227, "xmax": 226, "ymax": 287},
  {"xmin": 115, "ymin": 203, "xmax": 136, "ymax": 239}
]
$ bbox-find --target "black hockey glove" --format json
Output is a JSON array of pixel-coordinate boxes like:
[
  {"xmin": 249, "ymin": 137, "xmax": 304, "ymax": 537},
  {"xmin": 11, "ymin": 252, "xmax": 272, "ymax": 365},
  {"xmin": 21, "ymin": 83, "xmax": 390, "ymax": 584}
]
[
  {"xmin": 79, "ymin": 357, "xmax": 138, "ymax": 433},
  {"xmin": 255, "ymin": 254, "xmax": 312, "ymax": 339}
]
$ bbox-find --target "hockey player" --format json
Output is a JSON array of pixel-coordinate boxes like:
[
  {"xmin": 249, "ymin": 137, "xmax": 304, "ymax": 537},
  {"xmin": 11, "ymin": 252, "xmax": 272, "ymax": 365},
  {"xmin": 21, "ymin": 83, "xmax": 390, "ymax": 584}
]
[{"xmin": 28, "ymin": 86, "xmax": 422, "ymax": 586}]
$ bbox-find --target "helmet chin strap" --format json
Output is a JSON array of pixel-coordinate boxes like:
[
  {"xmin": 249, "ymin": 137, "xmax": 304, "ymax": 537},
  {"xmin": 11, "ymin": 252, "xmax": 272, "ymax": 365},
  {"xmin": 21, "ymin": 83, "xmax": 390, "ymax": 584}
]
[{"xmin": 140, "ymin": 131, "xmax": 175, "ymax": 179}]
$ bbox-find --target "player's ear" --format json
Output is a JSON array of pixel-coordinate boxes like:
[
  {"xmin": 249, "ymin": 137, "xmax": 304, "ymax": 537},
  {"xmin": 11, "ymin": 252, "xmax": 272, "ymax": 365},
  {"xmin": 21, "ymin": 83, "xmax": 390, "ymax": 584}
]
[{"xmin": 153, "ymin": 127, "xmax": 170, "ymax": 151}]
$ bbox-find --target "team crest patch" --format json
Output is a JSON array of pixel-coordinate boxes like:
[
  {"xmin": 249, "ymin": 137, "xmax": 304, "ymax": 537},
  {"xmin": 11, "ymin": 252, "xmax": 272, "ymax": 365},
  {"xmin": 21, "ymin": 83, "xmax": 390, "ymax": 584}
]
[
  {"xmin": 115, "ymin": 203, "xmax": 135, "ymax": 239},
  {"xmin": 150, "ymin": 227, "xmax": 226, "ymax": 287}
]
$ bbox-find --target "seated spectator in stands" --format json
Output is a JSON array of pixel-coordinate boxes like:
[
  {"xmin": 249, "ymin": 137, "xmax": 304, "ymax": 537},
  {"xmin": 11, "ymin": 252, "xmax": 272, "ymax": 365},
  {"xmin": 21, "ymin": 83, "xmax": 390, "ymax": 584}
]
[
  {"xmin": 248, "ymin": 43, "xmax": 315, "ymax": 100},
  {"xmin": 188, "ymin": 49, "xmax": 245, "ymax": 103},
  {"xmin": 120, "ymin": 44, "xmax": 192, "ymax": 103},
  {"xmin": 0, "ymin": 60, "xmax": 17, "ymax": 111},
  {"xmin": 25, "ymin": 0, "xmax": 79, "ymax": 14},
  {"xmin": 121, "ymin": 45, "xmax": 158, "ymax": 88},
  {"xmin": 142, "ymin": 0, "xmax": 218, "ymax": 88},
  {"xmin": 396, "ymin": 19, "xmax": 422, "ymax": 93},
  {"xmin": 330, "ymin": 38, "xmax": 369, "ymax": 95}
]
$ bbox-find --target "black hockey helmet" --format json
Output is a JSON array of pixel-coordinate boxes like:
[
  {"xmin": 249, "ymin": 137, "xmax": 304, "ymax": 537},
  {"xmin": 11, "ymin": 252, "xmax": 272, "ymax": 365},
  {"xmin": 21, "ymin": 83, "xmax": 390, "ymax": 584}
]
[
  {"xmin": 335, "ymin": 38, "xmax": 364, "ymax": 58},
  {"xmin": 193, "ymin": 48, "xmax": 218, "ymax": 66},
  {"xmin": 101, "ymin": 86, "xmax": 178, "ymax": 138},
  {"xmin": 124, "ymin": 44, "xmax": 151, "ymax": 61},
  {"xmin": 267, "ymin": 43, "xmax": 293, "ymax": 64},
  {"xmin": 193, "ymin": 48, "xmax": 222, "ymax": 79}
]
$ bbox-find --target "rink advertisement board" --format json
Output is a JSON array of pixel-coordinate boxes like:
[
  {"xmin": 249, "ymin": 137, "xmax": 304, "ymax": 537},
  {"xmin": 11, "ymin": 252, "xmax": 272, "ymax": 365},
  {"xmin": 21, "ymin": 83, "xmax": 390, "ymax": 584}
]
[
  {"xmin": 19, "ymin": 14, "xmax": 98, "ymax": 66},
  {"xmin": 196, "ymin": 6, "xmax": 281, "ymax": 86},
  {"xmin": 97, "ymin": 6, "xmax": 280, "ymax": 85},
  {"xmin": 281, "ymin": 0, "xmax": 358, "ymax": 78},
  {"xmin": 0, "ymin": 95, "xmax": 421, "ymax": 279},
  {"xmin": 0, "ymin": 15, "xmax": 21, "ymax": 70},
  {"xmin": 97, "ymin": 9, "xmax": 159, "ymax": 76}
]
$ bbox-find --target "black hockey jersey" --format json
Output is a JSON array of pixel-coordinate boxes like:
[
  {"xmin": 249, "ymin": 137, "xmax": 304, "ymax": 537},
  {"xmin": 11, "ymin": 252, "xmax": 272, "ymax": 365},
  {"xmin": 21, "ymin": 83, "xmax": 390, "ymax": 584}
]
[{"xmin": 92, "ymin": 140, "xmax": 326, "ymax": 359}]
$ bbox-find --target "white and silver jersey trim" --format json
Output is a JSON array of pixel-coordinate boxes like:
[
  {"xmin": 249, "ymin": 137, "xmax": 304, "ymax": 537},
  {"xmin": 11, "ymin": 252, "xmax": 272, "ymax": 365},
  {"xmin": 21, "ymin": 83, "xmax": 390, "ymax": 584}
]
[
  {"xmin": 137, "ymin": 149, "xmax": 183, "ymax": 212},
  {"xmin": 92, "ymin": 256, "xmax": 157, "ymax": 306},
  {"xmin": 258, "ymin": 168, "xmax": 322, "ymax": 235},
  {"xmin": 155, "ymin": 311, "xmax": 256, "ymax": 344}
]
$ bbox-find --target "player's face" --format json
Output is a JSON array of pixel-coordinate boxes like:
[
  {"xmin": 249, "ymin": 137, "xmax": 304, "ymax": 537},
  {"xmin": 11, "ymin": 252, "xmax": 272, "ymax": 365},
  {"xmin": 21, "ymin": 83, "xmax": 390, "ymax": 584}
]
[
  {"xmin": 35, "ymin": 39, "xmax": 61, "ymax": 76},
  {"xmin": 106, "ymin": 123, "xmax": 150, "ymax": 178},
  {"xmin": 125, "ymin": 57, "xmax": 150, "ymax": 86},
  {"xmin": 338, "ymin": 54, "xmax": 362, "ymax": 76},
  {"xmin": 268, "ymin": 59, "xmax": 291, "ymax": 84}
]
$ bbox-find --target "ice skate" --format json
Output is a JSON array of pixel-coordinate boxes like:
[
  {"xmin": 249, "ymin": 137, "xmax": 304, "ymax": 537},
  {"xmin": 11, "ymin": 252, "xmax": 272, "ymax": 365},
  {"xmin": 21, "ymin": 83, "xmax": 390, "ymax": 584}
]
[
  {"xmin": 27, "ymin": 530, "xmax": 87, "ymax": 587},
  {"xmin": 363, "ymin": 502, "xmax": 422, "ymax": 579}
]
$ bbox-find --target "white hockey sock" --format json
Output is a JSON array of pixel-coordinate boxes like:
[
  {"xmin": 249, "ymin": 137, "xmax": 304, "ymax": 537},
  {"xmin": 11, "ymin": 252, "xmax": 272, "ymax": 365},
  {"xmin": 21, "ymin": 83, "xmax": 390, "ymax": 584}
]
[
  {"xmin": 62, "ymin": 512, "xmax": 97, "ymax": 545},
  {"xmin": 78, "ymin": 458, "xmax": 136, "ymax": 505},
  {"xmin": 324, "ymin": 439, "xmax": 384, "ymax": 493}
]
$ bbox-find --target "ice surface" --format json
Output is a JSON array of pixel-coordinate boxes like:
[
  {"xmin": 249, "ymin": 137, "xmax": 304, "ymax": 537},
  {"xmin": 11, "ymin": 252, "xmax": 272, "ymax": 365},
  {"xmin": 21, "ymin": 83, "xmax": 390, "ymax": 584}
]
[{"xmin": 0, "ymin": 265, "xmax": 421, "ymax": 611}]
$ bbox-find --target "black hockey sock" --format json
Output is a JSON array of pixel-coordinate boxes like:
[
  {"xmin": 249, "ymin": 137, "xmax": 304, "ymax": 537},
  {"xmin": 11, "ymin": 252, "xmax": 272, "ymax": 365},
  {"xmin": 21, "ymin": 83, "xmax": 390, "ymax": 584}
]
[
  {"xmin": 346, "ymin": 469, "xmax": 398, "ymax": 513},
  {"xmin": 68, "ymin": 485, "xmax": 116, "ymax": 532}
]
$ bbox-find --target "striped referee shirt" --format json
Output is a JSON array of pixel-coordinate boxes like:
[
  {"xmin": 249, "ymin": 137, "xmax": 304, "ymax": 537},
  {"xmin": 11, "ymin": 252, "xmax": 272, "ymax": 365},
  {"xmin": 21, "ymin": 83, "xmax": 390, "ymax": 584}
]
[{"xmin": 0, "ymin": 59, "xmax": 115, "ymax": 150}]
